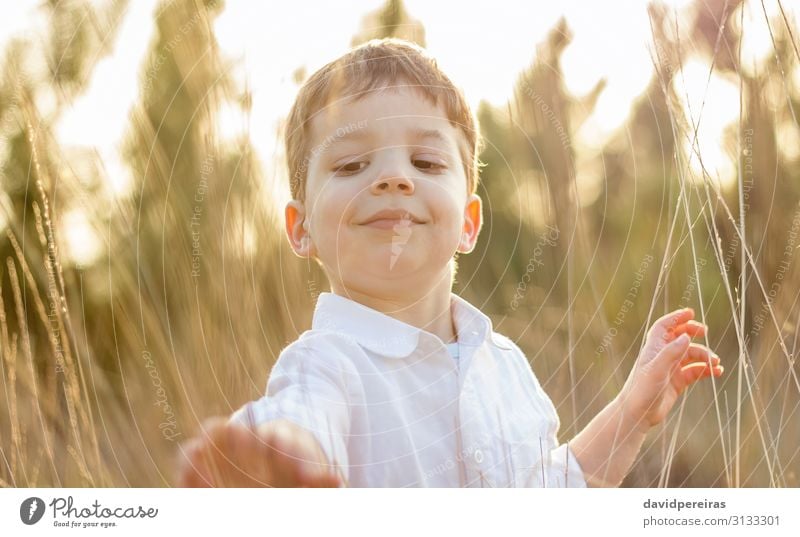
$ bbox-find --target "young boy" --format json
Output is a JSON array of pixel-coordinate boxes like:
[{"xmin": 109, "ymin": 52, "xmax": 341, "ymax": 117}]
[{"xmin": 177, "ymin": 38, "xmax": 723, "ymax": 488}]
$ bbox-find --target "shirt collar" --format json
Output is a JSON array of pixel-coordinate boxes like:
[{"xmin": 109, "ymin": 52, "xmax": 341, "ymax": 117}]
[{"xmin": 311, "ymin": 292, "xmax": 510, "ymax": 359}]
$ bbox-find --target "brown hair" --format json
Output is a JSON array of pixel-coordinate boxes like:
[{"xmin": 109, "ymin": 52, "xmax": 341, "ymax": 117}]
[{"xmin": 285, "ymin": 38, "xmax": 481, "ymax": 202}]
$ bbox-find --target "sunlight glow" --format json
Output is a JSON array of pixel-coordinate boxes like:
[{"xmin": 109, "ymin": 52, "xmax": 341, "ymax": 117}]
[
  {"xmin": 63, "ymin": 209, "xmax": 102, "ymax": 267},
  {"xmin": 216, "ymin": 100, "xmax": 248, "ymax": 142},
  {"xmin": 227, "ymin": 215, "xmax": 257, "ymax": 258},
  {"xmin": 734, "ymin": 0, "xmax": 784, "ymax": 77},
  {"xmin": 562, "ymin": 2, "xmax": 658, "ymax": 145},
  {"xmin": 777, "ymin": 120, "xmax": 800, "ymax": 162},
  {"xmin": 575, "ymin": 157, "xmax": 604, "ymax": 209},
  {"xmin": 101, "ymin": 149, "xmax": 134, "ymax": 199},
  {"xmin": 674, "ymin": 57, "xmax": 740, "ymax": 187},
  {"xmin": 55, "ymin": 0, "xmax": 158, "ymax": 198}
]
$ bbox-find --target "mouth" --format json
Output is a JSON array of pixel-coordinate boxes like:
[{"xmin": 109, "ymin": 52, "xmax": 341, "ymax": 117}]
[{"xmin": 358, "ymin": 209, "xmax": 426, "ymax": 229}]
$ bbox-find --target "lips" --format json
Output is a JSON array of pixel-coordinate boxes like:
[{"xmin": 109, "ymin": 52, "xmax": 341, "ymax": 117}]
[{"xmin": 358, "ymin": 209, "xmax": 425, "ymax": 228}]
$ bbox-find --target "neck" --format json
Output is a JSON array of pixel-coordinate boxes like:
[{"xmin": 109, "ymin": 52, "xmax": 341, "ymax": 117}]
[{"xmin": 329, "ymin": 271, "xmax": 457, "ymax": 344}]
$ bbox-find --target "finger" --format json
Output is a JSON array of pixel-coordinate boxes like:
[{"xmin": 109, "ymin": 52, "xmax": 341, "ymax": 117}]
[
  {"xmin": 202, "ymin": 422, "xmax": 243, "ymax": 487},
  {"xmin": 654, "ymin": 308, "xmax": 695, "ymax": 334},
  {"xmin": 678, "ymin": 343, "xmax": 719, "ymax": 366},
  {"xmin": 202, "ymin": 420, "xmax": 270, "ymax": 488},
  {"xmin": 226, "ymin": 424, "xmax": 273, "ymax": 487},
  {"xmin": 649, "ymin": 309, "xmax": 695, "ymax": 347},
  {"xmin": 273, "ymin": 425, "xmax": 339, "ymax": 488},
  {"xmin": 681, "ymin": 362, "xmax": 724, "ymax": 384},
  {"xmin": 302, "ymin": 472, "xmax": 343, "ymax": 488},
  {"xmin": 176, "ymin": 440, "xmax": 210, "ymax": 488},
  {"xmin": 262, "ymin": 423, "xmax": 308, "ymax": 487},
  {"xmin": 256, "ymin": 420, "xmax": 339, "ymax": 487},
  {"xmin": 652, "ymin": 332, "xmax": 691, "ymax": 370},
  {"xmin": 199, "ymin": 417, "xmax": 231, "ymax": 442},
  {"xmin": 200, "ymin": 419, "xmax": 237, "ymax": 465},
  {"xmin": 681, "ymin": 353, "xmax": 720, "ymax": 368},
  {"xmin": 296, "ymin": 452, "xmax": 343, "ymax": 487},
  {"xmin": 183, "ymin": 440, "xmax": 220, "ymax": 488},
  {"xmin": 667, "ymin": 320, "xmax": 707, "ymax": 342}
]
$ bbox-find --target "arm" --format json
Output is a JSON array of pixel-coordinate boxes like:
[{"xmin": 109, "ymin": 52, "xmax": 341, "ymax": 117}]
[
  {"xmin": 178, "ymin": 338, "xmax": 358, "ymax": 487},
  {"xmin": 569, "ymin": 308, "xmax": 723, "ymax": 487},
  {"xmin": 567, "ymin": 395, "xmax": 648, "ymax": 488}
]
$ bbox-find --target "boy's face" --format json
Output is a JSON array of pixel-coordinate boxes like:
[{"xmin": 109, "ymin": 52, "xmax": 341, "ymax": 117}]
[{"xmin": 285, "ymin": 84, "xmax": 482, "ymax": 296}]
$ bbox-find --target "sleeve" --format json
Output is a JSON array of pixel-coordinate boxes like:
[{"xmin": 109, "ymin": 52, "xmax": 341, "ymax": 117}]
[
  {"xmin": 228, "ymin": 337, "xmax": 358, "ymax": 482},
  {"xmin": 547, "ymin": 436, "xmax": 588, "ymax": 488},
  {"xmin": 531, "ymin": 374, "xmax": 588, "ymax": 488}
]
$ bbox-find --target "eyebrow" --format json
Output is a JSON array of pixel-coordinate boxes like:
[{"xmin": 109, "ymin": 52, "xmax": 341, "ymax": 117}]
[
  {"xmin": 408, "ymin": 128, "xmax": 449, "ymax": 145},
  {"xmin": 318, "ymin": 125, "xmax": 453, "ymax": 154},
  {"xmin": 317, "ymin": 128, "xmax": 371, "ymax": 152}
]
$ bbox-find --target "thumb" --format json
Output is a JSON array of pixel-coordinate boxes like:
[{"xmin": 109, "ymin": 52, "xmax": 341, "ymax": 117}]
[{"xmin": 653, "ymin": 333, "xmax": 691, "ymax": 370}]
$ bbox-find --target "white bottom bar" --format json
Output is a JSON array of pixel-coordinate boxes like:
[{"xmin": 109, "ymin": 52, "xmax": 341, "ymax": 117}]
[{"xmin": 2, "ymin": 488, "xmax": 798, "ymax": 536}]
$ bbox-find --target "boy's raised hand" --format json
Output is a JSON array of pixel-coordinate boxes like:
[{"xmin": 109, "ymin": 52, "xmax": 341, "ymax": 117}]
[
  {"xmin": 176, "ymin": 417, "xmax": 343, "ymax": 488},
  {"xmin": 618, "ymin": 308, "xmax": 724, "ymax": 434}
]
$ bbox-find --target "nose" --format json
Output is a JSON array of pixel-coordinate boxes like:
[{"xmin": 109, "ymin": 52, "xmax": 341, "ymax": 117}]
[{"xmin": 369, "ymin": 173, "xmax": 415, "ymax": 195}]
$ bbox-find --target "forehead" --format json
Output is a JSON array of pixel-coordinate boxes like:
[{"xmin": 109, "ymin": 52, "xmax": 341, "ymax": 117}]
[{"xmin": 307, "ymin": 85, "xmax": 468, "ymax": 152}]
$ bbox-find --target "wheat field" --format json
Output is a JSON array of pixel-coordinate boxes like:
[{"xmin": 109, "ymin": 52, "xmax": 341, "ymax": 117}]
[{"xmin": 0, "ymin": 0, "xmax": 798, "ymax": 487}]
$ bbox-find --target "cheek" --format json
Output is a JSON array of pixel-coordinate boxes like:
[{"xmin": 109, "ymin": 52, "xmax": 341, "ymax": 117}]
[
  {"xmin": 429, "ymin": 184, "xmax": 466, "ymax": 237},
  {"xmin": 308, "ymin": 189, "xmax": 358, "ymax": 257}
]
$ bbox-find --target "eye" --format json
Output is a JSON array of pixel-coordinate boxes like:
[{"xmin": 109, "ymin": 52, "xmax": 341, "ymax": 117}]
[
  {"xmin": 412, "ymin": 157, "xmax": 447, "ymax": 173},
  {"xmin": 333, "ymin": 160, "xmax": 367, "ymax": 176}
]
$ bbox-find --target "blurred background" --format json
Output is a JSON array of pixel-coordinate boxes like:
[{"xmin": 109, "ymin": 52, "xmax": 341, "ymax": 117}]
[{"xmin": 0, "ymin": 0, "xmax": 798, "ymax": 487}]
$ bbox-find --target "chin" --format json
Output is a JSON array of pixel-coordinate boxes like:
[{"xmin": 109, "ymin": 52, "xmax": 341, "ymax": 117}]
[{"xmin": 352, "ymin": 249, "xmax": 423, "ymax": 277}]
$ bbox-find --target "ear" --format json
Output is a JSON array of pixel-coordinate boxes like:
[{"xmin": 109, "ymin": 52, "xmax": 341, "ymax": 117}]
[
  {"xmin": 457, "ymin": 194, "xmax": 482, "ymax": 254},
  {"xmin": 285, "ymin": 200, "xmax": 315, "ymax": 258}
]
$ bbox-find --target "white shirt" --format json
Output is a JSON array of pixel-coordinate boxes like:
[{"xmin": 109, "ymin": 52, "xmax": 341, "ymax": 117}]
[{"xmin": 230, "ymin": 292, "xmax": 587, "ymax": 488}]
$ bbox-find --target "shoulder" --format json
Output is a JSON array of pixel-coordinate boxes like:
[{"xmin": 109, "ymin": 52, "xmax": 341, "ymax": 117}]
[
  {"xmin": 284, "ymin": 328, "xmax": 365, "ymax": 355},
  {"xmin": 488, "ymin": 331, "xmax": 529, "ymax": 362},
  {"xmin": 488, "ymin": 331, "xmax": 518, "ymax": 352},
  {"xmin": 487, "ymin": 331, "xmax": 538, "ymax": 374},
  {"xmin": 273, "ymin": 329, "xmax": 363, "ymax": 374},
  {"xmin": 487, "ymin": 331, "xmax": 558, "ymax": 420}
]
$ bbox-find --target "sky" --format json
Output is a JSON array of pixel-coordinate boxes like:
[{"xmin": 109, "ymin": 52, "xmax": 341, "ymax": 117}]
[{"xmin": 0, "ymin": 0, "xmax": 796, "ymax": 264}]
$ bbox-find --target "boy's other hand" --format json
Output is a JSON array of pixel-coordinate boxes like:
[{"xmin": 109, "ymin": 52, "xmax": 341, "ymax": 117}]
[
  {"xmin": 176, "ymin": 417, "xmax": 343, "ymax": 488},
  {"xmin": 618, "ymin": 308, "xmax": 724, "ymax": 434}
]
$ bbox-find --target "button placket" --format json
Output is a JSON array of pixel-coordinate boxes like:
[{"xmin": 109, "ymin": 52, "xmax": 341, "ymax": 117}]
[{"xmin": 458, "ymin": 369, "xmax": 480, "ymax": 486}]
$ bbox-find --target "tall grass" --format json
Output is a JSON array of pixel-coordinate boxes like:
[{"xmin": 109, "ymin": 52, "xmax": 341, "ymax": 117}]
[{"xmin": 0, "ymin": 0, "xmax": 798, "ymax": 487}]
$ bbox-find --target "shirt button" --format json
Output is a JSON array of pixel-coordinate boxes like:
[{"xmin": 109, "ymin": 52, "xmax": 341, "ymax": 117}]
[{"xmin": 474, "ymin": 448, "xmax": 484, "ymax": 464}]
